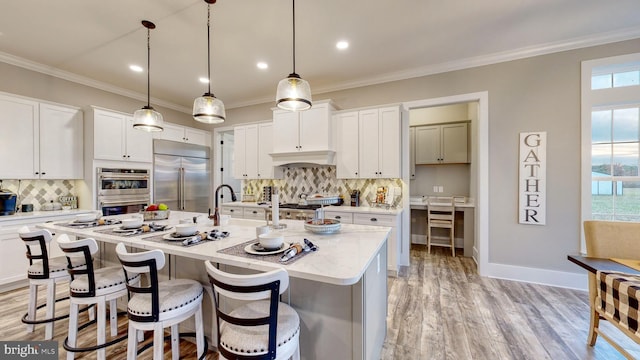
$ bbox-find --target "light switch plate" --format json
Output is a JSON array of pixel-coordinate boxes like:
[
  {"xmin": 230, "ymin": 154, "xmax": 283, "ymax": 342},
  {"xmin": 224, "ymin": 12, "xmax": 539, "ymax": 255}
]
[
  {"xmin": 438, "ymin": 186, "xmax": 444, "ymax": 193},
  {"xmin": 433, "ymin": 185, "xmax": 438, "ymax": 192}
]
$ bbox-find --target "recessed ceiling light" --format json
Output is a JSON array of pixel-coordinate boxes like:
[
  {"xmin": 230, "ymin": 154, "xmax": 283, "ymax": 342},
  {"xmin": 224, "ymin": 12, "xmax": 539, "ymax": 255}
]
[
  {"xmin": 199, "ymin": 77, "xmax": 210, "ymax": 84},
  {"xmin": 129, "ymin": 64, "xmax": 143, "ymax": 72},
  {"xmin": 336, "ymin": 41, "xmax": 349, "ymax": 50},
  {"xmin": 257, "ymin": 62, "xmax": 268, "ymax": 70}
]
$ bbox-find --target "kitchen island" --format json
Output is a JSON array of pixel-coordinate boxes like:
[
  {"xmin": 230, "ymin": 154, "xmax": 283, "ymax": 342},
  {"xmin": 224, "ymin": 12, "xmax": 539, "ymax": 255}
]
[{"xmin": 38, "ymin": 211, "xmax": 389, "ymax": 360}]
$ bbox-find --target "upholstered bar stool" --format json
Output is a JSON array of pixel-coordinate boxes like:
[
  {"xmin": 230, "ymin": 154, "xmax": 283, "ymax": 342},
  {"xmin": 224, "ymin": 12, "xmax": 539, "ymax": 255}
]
[
  {"xmin": 115, "ymin": 243, "xmax": 205, "ymax": 360},
  {"xmin": 18, "ymin": 226, "xmax": 84, "ymax": 340},
  {"xmin": 58, "ymin": 235, "xmax": 140, "ymax": 360},
  {"xmin": 205, "ymin": 261, "xmax": 300, "ymax": 360}
]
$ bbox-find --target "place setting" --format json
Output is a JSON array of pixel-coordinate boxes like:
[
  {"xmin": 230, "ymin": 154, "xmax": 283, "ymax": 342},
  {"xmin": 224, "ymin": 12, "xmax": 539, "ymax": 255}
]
[
  {"xmin": 60, "ymin": 213, "xmax": 121, "ymax": 228},
  {"xmin": 94, "ymin": 218, "xmax": 172, "ymax": 237},
  {"xmin": 219, "ymin": 226, "xmax": 318, "ymax": 264}
]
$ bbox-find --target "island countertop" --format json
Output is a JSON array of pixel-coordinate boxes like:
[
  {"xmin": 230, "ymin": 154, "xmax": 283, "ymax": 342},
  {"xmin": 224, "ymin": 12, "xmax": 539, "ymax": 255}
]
[{"xmin": 37, "ymin": 211, "xmax": 390, "ymax": 286}]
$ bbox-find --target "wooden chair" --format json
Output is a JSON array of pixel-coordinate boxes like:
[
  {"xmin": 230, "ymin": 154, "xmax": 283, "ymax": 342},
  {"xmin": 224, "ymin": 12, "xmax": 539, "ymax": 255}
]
[
  {"xmin": 204, "ymin": 260, "xmax": 300, "ymax": 360},
  {"xmin": 18, "ymin": 226, "xmax": 84, "ymax": 340},
  {"xmin": 427, "ymin": 197, "xmax": 455, "ymax": 256},
  {"xmin": 584, "ymin": 220, "xmax": 640, "ymax": 358},
  {"xmin": 58, "ymin": 235, "xmax": 140, "ymax": 360},
  {"xmin": 116, "ymin": 243, "xmax": 205, "ymax": 360}
]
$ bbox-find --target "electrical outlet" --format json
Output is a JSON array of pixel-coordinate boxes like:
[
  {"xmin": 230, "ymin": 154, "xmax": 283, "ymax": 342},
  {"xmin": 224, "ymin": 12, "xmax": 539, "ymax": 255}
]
[
  {"xmin": 438, "ymin": 186, "xmax": 444, "ymax": 193},
  {"xmin": 433, "ymin": 185, "xmax": 438, "ymax": 193}
]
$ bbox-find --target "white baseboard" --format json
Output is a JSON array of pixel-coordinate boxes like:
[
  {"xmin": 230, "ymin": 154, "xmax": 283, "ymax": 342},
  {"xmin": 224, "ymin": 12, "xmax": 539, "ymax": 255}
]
[{"xmin": 485, "ymin": 262, "xmax": 588, "ymax": 291}]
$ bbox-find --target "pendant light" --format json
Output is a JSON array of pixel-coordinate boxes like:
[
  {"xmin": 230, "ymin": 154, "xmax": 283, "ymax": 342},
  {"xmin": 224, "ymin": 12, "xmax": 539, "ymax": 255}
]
[
  {"xmin": 275, "ymin": 0, "xmax": 312, "ymax": 111},
  {"xmin": 193, "ymin": 0, "xmax": 225, "ymax": 124},
  {"xmin": 133, "ymin": 20, "xmax": 163, "ymax": 132}
]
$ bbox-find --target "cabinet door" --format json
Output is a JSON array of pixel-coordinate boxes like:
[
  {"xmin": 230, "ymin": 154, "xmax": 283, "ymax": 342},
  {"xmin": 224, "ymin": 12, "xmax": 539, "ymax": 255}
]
[
  {"xmin": 185, "ymin": 128, "xmax": 208, "ymax": 146},
  {"xmin": 244, "ymin": 125, "xmax": 259, "ymax": 178},
  {"xmin": 258, "ymin": 123, "xmax": 277, "ymax": 178},
  {"xmin": 299, "ymin": 104, "xmax": 331, "ymax": 151},
  {"xmin": 415, "ymin": 125, "xmax": 441, "ymax": 164},
  {"xmin": 0, "ymin": 228, "xmax": 29, "ymax": 284},
  {"xmin": 378, "ymin": 106, "xmax": 401, "ymax": 178},
  {"xmin": 39, "ymin": 103, "xmax": 83, "ymax": 179},
  {"xmin": 409, "ymin": 127, "xmax": 416, "ymax": 179},
  {"xmin": 233, "ymin": 126, "xmax": 247, "ymax": 179},
  {"xmin": 272, "ymin": 111, "xmax": 300, "ymax": 153},
  {"xmin": 161, "ymin": 123, "xmax": 186, "ymax": 143},
  {"xmin": 336, "ymin": 111, "xmax": 359, "ymax": 179},
  {"xmin": 93, "ymin": 109, "xmax": 126, "ymax": 161},
  {"xmin": 353, "ymin": 213, "xmax": 398, "ymax": 272},
  {"xmin": 441, "ymin": 123, "xmax": 468, "ymax": 163},
  {"xmin": 0, "ymin": 94, "xmax": 39, "ymax": 179},
  {"xmin": 125, "ymin": 116, "xmax": 153, "ymax": 162},
  {"xmin": 358, "ymin": 109, "xmax": 380, "ymax": 178}
]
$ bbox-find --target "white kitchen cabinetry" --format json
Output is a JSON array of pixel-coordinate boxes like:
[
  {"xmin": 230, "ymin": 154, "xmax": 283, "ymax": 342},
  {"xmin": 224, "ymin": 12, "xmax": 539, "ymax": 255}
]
[
  {"xmin": 415, "ymin": 122, "xmax": 468, "ymax": 164},
  {"xmin": 323, "ymin": 210, "xmax": 353, "ymax": 224},
  {"xmin": 0, "ymin": 93, "xmax": 83, "ymax": 179},
  {"xmin": 92, "ymin": 108, "xmax": 153, "ymax": 163},
  {"xmin": 234, "ymin": 123, "xmax": 282, "ymax": 180},
  {"xmin": 160, "ymin": 123, "xmax": 210, "ymax": 147},
  {"xmin": 353, "ymin": 213, "xmax": 400, "ymax": 275},
  {"xmin": 336, "ymin": 106, "xmax": 401, "ymax": 179},
  {"xmin": 243, "ymin": 207, "xmax": 266, "ymax": 220},
  {"xmin": 271, "ymin": 101, "xmax": 335, "ymax": 164},
  {"xmin": 220, "ymin": 205, "xmax": 243, "ymax": 218}
]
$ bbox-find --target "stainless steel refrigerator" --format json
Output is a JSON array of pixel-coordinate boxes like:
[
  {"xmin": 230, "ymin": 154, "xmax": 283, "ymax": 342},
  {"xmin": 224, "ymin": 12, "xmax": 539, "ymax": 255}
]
[{"xmin": 153, "ymin": 139, "xmax": 211, "ymax": 212}]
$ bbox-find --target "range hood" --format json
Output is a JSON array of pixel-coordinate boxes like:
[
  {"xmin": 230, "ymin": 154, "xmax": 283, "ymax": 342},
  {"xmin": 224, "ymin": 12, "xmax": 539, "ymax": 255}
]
[{"xmin": 269, "ymin": 150, "xmax": 336, "ymax": 167}]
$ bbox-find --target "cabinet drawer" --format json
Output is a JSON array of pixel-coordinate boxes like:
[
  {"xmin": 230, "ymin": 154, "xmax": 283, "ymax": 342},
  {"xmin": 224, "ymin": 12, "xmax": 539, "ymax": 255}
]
[
  {"xmin": 220, "ymin": 206, "xmax": 243, "ymax": 218},
  {"xmin": 243, "ymin": 208, "xmax": 265, "ymax": 220},
  {"xmin": 353, "ymin": 213, "xmax": 396, "ymax": 227},
  {"xmin": 323, "ymin": 211, "xmax": 353, "ymax": 224}
]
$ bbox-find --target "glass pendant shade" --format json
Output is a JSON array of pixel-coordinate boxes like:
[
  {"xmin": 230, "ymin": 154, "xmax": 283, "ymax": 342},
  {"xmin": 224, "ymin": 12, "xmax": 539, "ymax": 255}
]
[
  {"xmin": 276, "ymin": 73, "xmax": 312, "ymax": 111},
  {"xmin": 133, "ymin": 106, "xmax": 164, "ymax": 132},
  {"xmin": 193, "ymin": 93, "xmax": 225, "ymax": 124}
]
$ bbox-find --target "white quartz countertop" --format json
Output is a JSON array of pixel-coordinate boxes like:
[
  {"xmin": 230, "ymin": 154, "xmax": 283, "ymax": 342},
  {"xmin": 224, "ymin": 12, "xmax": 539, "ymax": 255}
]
[
  {"xmin": 409, "ymin": 196, "xmax": 475, "ymax": 208},
  {"xmin": 0, "ymin": 209, "xmax": 97, "ymax": 227},
  {"xmin": 222, "ymin": 201, "xmax": 403, "ymax": 215},
  {"xmin": 37, "ymin": 211, "xmax": 390, "ymax": 286}
]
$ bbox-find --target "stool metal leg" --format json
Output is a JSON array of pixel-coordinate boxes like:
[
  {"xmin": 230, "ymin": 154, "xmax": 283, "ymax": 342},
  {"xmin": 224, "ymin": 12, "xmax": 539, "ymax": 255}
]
[
  {"xmin": 45, "ymin": 281, "xmax": 56, "ymax": 340},
  {"xmin": 26, "ymin": 284, "xmax": 37, "ymax": 333}
]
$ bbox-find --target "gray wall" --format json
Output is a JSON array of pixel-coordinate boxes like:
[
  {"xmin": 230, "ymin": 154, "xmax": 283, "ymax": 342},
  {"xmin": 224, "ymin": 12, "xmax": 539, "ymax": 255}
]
[{"xmin": 3, "ymin": 38, "xmax": 640, "ymax": 279}]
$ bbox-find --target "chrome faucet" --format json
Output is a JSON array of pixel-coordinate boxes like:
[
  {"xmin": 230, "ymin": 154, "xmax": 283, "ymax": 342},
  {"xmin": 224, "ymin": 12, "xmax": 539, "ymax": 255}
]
[{"xmin": 211, "ymin": 184, "xmax": 237, "ymax": 226}]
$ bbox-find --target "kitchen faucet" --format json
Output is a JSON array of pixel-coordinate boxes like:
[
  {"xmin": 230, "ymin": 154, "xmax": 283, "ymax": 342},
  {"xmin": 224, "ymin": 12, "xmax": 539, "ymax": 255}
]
[{"xmin": 211, "ymin": 184, "xmax": 237, "ymax": 226}]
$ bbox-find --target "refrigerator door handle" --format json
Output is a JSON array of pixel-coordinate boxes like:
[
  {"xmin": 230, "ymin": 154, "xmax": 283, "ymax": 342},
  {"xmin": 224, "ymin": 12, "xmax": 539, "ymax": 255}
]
[
  {"xmin": 180, "ymin": 167, "xmax": 186, "ymax": 210},
  {"xmin": 177, "ymin": 167, "xmax": 182, "ymax": 210}
]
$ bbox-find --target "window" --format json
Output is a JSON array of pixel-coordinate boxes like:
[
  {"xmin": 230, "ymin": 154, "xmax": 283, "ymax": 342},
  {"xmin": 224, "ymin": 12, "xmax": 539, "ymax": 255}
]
[{"xmin": 582, "ymin": 53, "xmax": 640, "ymax": 227}]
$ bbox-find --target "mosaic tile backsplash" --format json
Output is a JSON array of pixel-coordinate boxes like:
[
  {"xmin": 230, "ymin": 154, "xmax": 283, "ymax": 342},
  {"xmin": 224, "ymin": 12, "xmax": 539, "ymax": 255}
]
[
  {"xmin": 1, "ymin": 179, "xmax": 77, "ymax": 210},
  {"xmin": 242, "ymin": 166, "xmax": 405, "ymax": 207}
]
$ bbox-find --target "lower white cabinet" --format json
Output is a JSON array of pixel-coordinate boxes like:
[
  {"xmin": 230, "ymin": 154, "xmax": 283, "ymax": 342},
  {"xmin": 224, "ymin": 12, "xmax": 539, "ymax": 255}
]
[
  {"xmin": 353, "ymin": 213, "xmax": 400, "ymax": 274},
  {"xmin": 323, "ymin": 210, "xmax": 354, "ymax": 224},
  {"xmin": 243, "ymin": 208, "xmax": 266, "ymax": 220},
  {"xmin": 220, "ymin": 205, "xmax": 243, "ymax": 218}
]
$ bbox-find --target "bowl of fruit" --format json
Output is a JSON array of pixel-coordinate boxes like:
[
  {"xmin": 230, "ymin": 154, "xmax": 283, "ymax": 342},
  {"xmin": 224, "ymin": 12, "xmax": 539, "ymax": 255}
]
[{"xmin": 142, "ymin": 203, "xmax": 170, "ymax": 220}]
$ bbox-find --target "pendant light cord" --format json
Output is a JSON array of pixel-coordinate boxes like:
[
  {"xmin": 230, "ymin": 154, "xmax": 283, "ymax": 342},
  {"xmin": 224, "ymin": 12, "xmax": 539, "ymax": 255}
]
[
  {"xmin": 292, "ymin": 0, "xmax": 296, "ymax": 74},
  {"xmin": 146, "ymin": 26, "xmax": 151, "ymax": 107},
  {"xmin": 207, "ymin": 3, "xmax": 212, "ymax": 94}
]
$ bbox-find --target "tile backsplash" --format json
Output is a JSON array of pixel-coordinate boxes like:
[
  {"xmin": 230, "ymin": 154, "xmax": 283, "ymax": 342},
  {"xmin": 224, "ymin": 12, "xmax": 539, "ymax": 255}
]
[
  {"xmin": 242, "ymin": 166, "xmax": 404, "ymax": 207},
  {"xmin": 1, "ymin": 179, "xmax": 77, "ymax": 210}
]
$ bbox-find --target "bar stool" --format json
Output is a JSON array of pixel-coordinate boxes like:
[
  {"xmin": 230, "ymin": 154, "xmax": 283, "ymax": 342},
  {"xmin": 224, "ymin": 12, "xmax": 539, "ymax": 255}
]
[
  {"xmin": 115, "ymin": 243, "xmax": 205, "ymax": 360},
  {"xmin": 57, "ymin": 235, "xmax": 140, "ymax": 360},
  {"xmin": 205, "ymin": 261, "xmax": 300, "ymax": 360},
  {"xmin": 18, "ymin": 226, "xmax": 85, "ymax": 340}
]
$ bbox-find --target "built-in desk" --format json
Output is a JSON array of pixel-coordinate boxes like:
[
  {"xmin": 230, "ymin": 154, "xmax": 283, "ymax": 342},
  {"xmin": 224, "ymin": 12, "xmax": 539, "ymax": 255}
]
[{"xmin": 410, "ymin": 199, "xmax": 475, "ymax": 257}]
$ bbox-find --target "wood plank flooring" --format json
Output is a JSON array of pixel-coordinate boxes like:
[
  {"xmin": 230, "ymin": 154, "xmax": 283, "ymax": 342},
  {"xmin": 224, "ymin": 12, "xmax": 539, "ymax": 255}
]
[{"xmin": 1, "ymin": 246, "xmax": 639, "ymax": 359}]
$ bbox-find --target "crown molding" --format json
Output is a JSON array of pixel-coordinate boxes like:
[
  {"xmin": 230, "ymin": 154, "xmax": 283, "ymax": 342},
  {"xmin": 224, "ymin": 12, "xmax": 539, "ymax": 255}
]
[{"xmin": 2, "ymin": 26, "xmax": 640, "ymax": 112}]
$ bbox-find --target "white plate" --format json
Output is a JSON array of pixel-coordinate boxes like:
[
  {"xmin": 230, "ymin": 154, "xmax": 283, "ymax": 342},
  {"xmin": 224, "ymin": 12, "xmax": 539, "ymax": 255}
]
[
  {"xmin": 244, "ymin": 242, "xmax": 290, "ymax": 256},
  {"xmin": 162, "ymin": 233, "xmax": 196, "ymax": 241}
]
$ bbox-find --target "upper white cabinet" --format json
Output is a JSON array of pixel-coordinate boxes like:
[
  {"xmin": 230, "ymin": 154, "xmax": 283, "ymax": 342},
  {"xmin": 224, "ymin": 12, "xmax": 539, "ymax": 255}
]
[
  {"xmin": 415, "ymin": 122, "xmax": 468, "ymax": 164},
  {"xmin": 92, "ymin": 108, "xmax": 153, "ymax": 163},
  {"xmin": 160, "ymin": 123, "xmax": 210, "ymax": 147},
  {"xmin": 271, "ymin": 101, "xmax": 335, "ymax": 164},
  {"xmin": 0, "ymin": 93, "xmax": 83, "ymax": 179},
  {"xmin": 336, "ymin": 106, "xmax": 401, "ymax": 179},
  {"xmin": 234, "ymin": 122, "xmax": 282, "ymax": 179}
]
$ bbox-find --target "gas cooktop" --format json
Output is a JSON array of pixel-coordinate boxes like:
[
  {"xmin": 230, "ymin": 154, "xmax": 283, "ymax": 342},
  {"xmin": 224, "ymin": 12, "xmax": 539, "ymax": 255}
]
[{"xmin": 278, "ymin": 203, "xmax": 322, "ymax": 210}]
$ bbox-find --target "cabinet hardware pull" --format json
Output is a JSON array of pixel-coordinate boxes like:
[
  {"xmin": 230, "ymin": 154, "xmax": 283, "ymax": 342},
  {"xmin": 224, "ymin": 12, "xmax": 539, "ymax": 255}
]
[
  {"xmin": 252, "ymin": 211, "xmax": 257, "ymax": 214},
  {"xmin": 335, "ymin": 216, "xmax": 341, "ymax": 219},
  {"xmin": 35, "ymin": 172, "xmax": 39, "ymax": 175},
  {"xmin": 370, "ymin": 218, "xmax": 377, "ymax": 222},
  {"xmin": 41, "ymin": 172, "xmax": 46, "ymax": 175}
]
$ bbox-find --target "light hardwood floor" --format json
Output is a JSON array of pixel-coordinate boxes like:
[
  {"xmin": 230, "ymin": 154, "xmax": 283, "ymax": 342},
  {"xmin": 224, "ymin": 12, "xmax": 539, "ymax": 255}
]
[{"xmin": 1, "ymin": 246, "xmax": 639, "ymax": 359}]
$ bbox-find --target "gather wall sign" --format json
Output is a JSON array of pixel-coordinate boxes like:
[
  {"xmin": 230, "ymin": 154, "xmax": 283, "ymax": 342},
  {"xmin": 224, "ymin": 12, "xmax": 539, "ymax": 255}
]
[{"xmin": 519, "ymin": 131, "xmax": 546, "ymax": 225}]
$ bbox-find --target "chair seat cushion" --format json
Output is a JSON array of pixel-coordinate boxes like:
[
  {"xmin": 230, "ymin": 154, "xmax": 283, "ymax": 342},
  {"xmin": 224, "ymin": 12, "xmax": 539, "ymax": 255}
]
[
  {"xmin": 128, "ymin": 279, "xmax": 203, "ymax": 318},
  {"xmin": 220, "ymin": 300, "xmax": 300, "ymax": 356},
  {"xmin": 28, "ymin": 257, "xmax": 85, "ymax": 278},
  {"xmin": 596, "ymin": 270, "xmax": 640, "ymax": 335},
  {"xmin": 70, "ymin": 266, "xmax": 139, "ymax": 295}
]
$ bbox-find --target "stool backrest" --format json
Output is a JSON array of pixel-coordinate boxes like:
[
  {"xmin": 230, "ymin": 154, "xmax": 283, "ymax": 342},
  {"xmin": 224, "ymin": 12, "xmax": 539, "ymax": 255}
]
[
  {"xmin": 204, "ymin": 260, "xmax": 289, "ymax": 360},
  {"xmin": 115, "ymin": 242, "xmax": 165, "ymax": 322},
  {"xmin": 18, "ymin": 227, "xmax": 53, "ymax": 279},
  {"xmin": 428, "ymin": 197, "xmax": 454, "ymax": 223},
  {"xmin": 57, "ymin": 236, "xmax": 98, "ymax": 297}
]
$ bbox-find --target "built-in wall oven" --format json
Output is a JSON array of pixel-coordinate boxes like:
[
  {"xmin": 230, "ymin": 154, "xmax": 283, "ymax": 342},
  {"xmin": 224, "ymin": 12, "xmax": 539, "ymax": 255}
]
[{"xmin": 96, "ymin": 168, "xmax": 150, "ymax": 215}]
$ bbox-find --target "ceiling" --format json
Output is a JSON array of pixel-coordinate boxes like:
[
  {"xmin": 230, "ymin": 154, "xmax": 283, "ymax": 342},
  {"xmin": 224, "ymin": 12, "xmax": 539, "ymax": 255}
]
[{"xmin": 1, "ymin": 0, "xmax": 640, "ymax": 113}]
